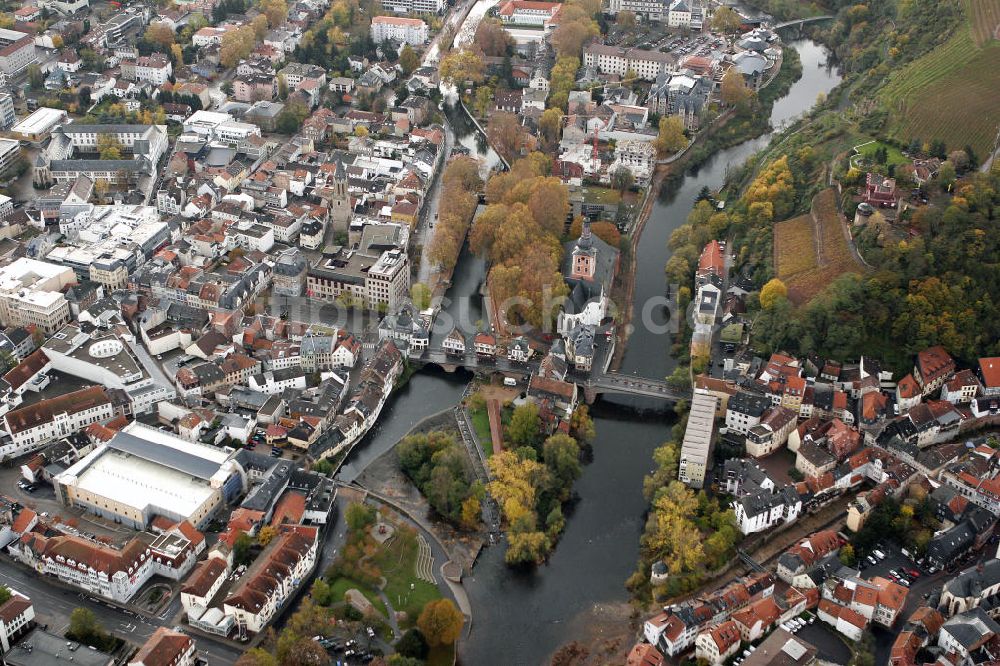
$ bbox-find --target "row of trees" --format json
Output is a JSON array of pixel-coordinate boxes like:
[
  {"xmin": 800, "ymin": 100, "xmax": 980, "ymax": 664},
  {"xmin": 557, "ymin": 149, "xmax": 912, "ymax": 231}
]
[
  {"xmin": 628, "ymin": 403, "xmax": 740, "ymax": 601},
  {"xmin": 469, "ymin": 153, "xmax": 570, "ymax": 328},
  {"xmin": 488, "ymin": 403, "xmax": 595, "ymax": 565},
  {"xmin": 397, "ymin": 430, "xmax": 485, "ymax": 527},
  {"xmin": 426, "ymin": 156, "xmax": 483, "ymax": 272}
]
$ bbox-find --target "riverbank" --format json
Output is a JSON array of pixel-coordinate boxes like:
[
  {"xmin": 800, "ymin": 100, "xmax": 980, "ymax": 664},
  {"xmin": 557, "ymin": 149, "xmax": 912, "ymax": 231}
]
[
  {"xmin": 609, "ymin": 46, "xmax": 804, "ymax": 372},
  {"xmin": 354, "ymin": 409, "xmax": 487, "ymax": 573}
]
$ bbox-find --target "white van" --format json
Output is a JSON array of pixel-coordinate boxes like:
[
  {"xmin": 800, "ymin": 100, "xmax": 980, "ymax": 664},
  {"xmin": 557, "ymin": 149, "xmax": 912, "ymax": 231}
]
[{"xmin": 503, "ymin": 377, "xmax": 517, "ymax": 386}]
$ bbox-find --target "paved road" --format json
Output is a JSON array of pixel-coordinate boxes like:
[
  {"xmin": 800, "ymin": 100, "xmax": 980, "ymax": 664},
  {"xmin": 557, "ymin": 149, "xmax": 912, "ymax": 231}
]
[{"xmin": 0, "ymin": 558, "xmax": 244, "ymax": 665}]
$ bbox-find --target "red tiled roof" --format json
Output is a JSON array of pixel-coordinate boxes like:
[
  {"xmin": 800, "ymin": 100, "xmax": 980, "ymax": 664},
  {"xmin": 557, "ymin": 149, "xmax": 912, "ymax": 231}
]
[
  {"xmin": 626, "ymin": 643, "xmax": 664, "ymax": 666},
  {"xmin": 130, "ymin": 627, "xmax": 193, "ymax": 666},
  {"xmin": 11, "ymin": 508, "xmax": 36, "ymax": 533},
  {"xmin": 3, "ymin": 349, "xmax": 49, "ymax": 391},
  {"xmin": 0, "ymin": 596, "xmax": 32, "ymax": 623},
  {"xmin": 916, "ymin": 346, "xmax": 954, "ymax": 383},
  {"xmin": 181, "ymin": 557, "xmax": 227, "ymax": 597},
  {"xmin": 270, "ymin": 491, "xmax": 306, "ymax": 527},
  {"xmin": 980, "ymin": 358, "xmax": 1000, "ymax": 389},
  {"xmin": 5, "ymin": 386, "xmax": 111, "ymax": 435},
  {"xmin": 897, "ymin": 374, "xmax": 919, "ymax": 399}
]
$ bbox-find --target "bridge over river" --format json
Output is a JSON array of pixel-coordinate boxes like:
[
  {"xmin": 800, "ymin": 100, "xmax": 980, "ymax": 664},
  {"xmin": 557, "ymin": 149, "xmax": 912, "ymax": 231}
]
[{"xmin": 413, "ymin": 348, "xmax": 690, "ymax": 402}]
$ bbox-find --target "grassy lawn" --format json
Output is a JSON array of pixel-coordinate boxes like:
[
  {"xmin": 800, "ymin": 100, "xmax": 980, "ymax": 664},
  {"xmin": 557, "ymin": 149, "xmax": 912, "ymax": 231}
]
[
  {"xmin": 372, "ymin": 529, "xmax": 442, "ymax": 626},
  {"xmin": 468, "ymin": 406, "xmax": 493, "ymax": 456},
  {"xmin": 580, "ymin": 186, "xmax": 622, "ymax": 205},
  {"xmin": 856, "ymin": 140, "xmax": 908, "ymax": 169},
  {"xmin": 328, "ymin": 577, "xmax": 388, "ymax": 618}
]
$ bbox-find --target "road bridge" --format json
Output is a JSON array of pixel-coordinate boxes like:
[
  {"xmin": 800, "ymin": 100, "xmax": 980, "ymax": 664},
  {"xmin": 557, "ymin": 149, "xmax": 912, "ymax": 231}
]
[
  {"xmin": 772, "ymin": 15, "xmax": 834, "ymax": 30},
  {"xmin": 413, "ymin": 349, "xmax": 690, "ymax": 402}
]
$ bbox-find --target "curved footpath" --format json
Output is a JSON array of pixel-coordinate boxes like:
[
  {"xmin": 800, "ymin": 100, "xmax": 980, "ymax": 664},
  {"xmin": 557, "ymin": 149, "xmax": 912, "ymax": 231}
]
[{"xmin": 338, "ymin": 480, "xmax": 474, "ymax": 621}]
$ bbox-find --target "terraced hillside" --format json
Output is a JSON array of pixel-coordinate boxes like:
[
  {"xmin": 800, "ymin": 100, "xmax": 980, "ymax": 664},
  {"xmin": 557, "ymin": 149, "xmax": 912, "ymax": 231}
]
[{"xmin": 880, "ymin": 0, "xmax": 1000, "ymax": 155}]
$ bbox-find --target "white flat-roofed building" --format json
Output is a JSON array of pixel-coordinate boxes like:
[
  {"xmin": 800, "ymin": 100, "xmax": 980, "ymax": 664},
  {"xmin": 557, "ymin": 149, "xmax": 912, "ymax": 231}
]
[
  {"xmin": 678, "ymin": 389, "xmax": 718, "ymax": 489},
  {"xmin": 0, "ymin": 28, "xmax": 36, "ymax": 76},
  {"xmin": 608, "ymin": 0, "xmax": 666, "ymax": 21},
  {"xmin": 0, "ymin": 138, "xmax": 21, "ymax": 178},
  {"xmin": 10, "ymin": 107, "xmax": 68, "ymax": 142},
  {"xmin": 497, "ymin": 0, "xmax": 563, "ymax": 29},
  {"xmin": 0, "ymin": 257, "xmax": 75, "ymax": 333},
  {"xmin": 183, "ymin": 110, "xmax": 262, "ymax": 143},
  {"xmin": 371, "ymin": 16, "xmax": 428, "ymax": 45},
  {"xmin": 380, "ymin": 0, "xmax": 445, "ymax": 15},
  {"xmin": 54, "ymin": 422, "xmax": 242, "ymax": 529},
  {"xmin": 583, "ymin": 44, "xmax": 677, "ymax": 81}
]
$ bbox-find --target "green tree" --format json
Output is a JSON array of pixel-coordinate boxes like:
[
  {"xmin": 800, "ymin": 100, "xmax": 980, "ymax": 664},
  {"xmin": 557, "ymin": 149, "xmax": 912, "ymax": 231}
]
[
  {"xmin": 410, "ymin": 283, "xmax": 431, "ymax": 309},
  {"xmin": 839, "ymin": 543, "xmax": 856, "ymax": 566},
  {"xmin": 97, "ymin": 135, "xmax": 123, "ymax": 160},
  {"xmin": 0, "ymin": 586, "xmax": 10, "ymax": 605},
  {"xmin": 655, "ymin": 115, "xmax": 686, "ymax": 155},
  {"xmin": 542, "ymin": 433, "xmax": 581, "ymax": 494},
  {"xmin": 395, "ymin": 629, "xmax": 429, "ymax": 659},
  {"xmin": 611, "ymin": 166, "xmax": 634, "ymax": 193},
  {"xmin": 416, "ymin": 599, "xmax": 464, "ymax": 646},
  {"xmin": 508, "ymin": 403, "xmax": 541, "ymax": 448},
  {"xmin": 345, "ymin": 502, "xmax": 376, "ymax": 531},
  {"xmin": 399, "ymin": 44, "xmax": 419, "ymax": 74},
  {"xmin": 233, "ymin": 532, "xmax": 254, "ymax": 566}
]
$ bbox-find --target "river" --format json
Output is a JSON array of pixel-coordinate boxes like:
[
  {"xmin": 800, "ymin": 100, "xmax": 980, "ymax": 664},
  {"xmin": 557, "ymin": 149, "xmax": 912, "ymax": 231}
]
[{"xmin": 337, "ymin": 38, "xmax": 841, "ymax": 664}]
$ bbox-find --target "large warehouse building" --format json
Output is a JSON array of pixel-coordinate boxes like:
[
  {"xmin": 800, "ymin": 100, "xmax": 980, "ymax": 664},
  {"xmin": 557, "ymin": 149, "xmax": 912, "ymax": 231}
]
[{"xmin": 53, "ymin": 423, "xmax": 244, "ymax": 529}]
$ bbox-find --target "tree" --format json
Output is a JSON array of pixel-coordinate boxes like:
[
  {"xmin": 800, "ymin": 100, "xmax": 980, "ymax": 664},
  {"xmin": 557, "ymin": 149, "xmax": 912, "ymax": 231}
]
[
  {"xmin": 506, "ymin": 530, "xmax": 551, "ymax": 564},
  {"xmin": 655, "ymin": 115, "xmax": 686, "ymax": 155},
  {"xmin": 839, "ymin": 543, "xmax": 856, "ymax": 566},
  {"xmin": 395, "ymin": 629, "xmax": 429, "ymax": 660},
  {"xmin": 170, "ymin": 43, "xmax": 184, "ymax": 67},
  {"xmin": 220, "ymin": 25, "xmax": 256, "ymax": 69},
  {"xmin": 542, "ymin": 433, "xmax": 581, "ymax": 493},
  {"xmin": 261, "ymin": 0, "xmax": 289, "ymax": 26},
  {"xmin": 410, "ymin": 282, "xmax": 431, "ymax": 309},
  {"xmin": 399, "ymin": 44, "xmax": 419, "ymax": 74},
  {"xmin": 460, "ymin": 495, "xmax": 481, "ymax": 528},
  {"xmin": 345, "ymin": 502, "xmax": 376, "ymax": 531},
  {"xmin": 234, "ymin": 532, "xmax": 254, "ymax": 566},
  {"xmin": 474, "ymin": 85, "xmax": 493, "ymax": 118},
  {"xmin": 277, "ymin": 99, "xmax": 311, "ymax": 134},
  {"xmin": 417, "ymin": 599, "xmax": 464, "ymax": 646},
  {"xmin": 508, "ymin": 403, "xmax": 541, "ymax": 448},
  {"xmin": 27, "ymin": 64, "xmax": 43, "ymax": 90},
  {"xmin": 257, "ymin": 525, "xmax": 278, "ymax": 546},
  {"xmin": 144, "ymin": 22, "xmax": 175, "ymax": 49},
  {"xmin": 235, "ymin": 649, "xmax": 278, "ymax": 666},
  {"xmin": 474, "ymin": 17, "xmax": 514, "ymax": 56},
  {"xmin": 0, "ymin": 586, "xmax": 11, "ymax": 605},
  {"xmin": 937, "ymin": 161, "xmax": 956, "ymax": 189},
  {"xmin": 759, "ymin": 278, "xmax": 788, "ymax": 309},
  {"xmin": 720, "ymin": 68, "xmax": 752, "ymax": 107},
  {"xmin": 711, "ymin": 7, "xmax": 742, "ymax": 35},
  {"xmin": 617, "ymin": 10, "xmax": 636, "ymax": 27},
  {"xmin": 97, "ymin": 135, "xmax": 123, "ymax": 160},
  {"xmin": 538, "ymin": 108, "xmax": 563, "ymax": 148},
  {"xmin": 439, "ymin": 49, "xmax": 484, "ymax": 85},
  {"xmin": 282, "ymin": 637, "xmax": 330, "ymax": 666},
  {"xmin": 611, "ymin": 166, "xmax": 634, "ymax": 194},
  {"xmin": 487, "ymin": 112, "xmax": 526, "ymax": 164}
]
